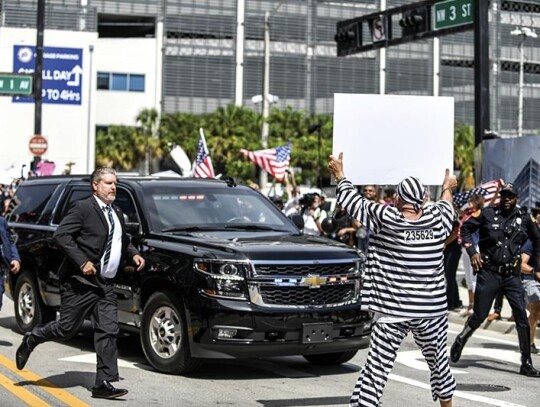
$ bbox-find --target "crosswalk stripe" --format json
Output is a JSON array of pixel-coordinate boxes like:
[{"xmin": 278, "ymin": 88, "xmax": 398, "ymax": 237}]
[{"xmin": 0, "ymin": 354, "xmax": 91, "ymax": 407}]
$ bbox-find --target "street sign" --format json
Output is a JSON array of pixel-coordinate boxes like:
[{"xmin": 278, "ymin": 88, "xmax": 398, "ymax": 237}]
[
  {"xmin": 0, "ymin": 73, "xmax": 33, "ymax": 96},
  {"xmin": 29, "ymin": 135, "xmax": 48, "ymax": 156},
  {"xmin": 13, "ymin": 45, "xmax": 83, "ymax": 105},
  {"xmin": 433, "ymin": 0, "xmax": 473, "ymax": 30}
]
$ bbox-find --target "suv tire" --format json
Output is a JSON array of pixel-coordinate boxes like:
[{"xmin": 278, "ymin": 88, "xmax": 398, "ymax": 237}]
[
  {"xmin": 140, "ymin": 291, "xmax": 201, "ymax": 374},
  {"xmin": 14, "ymin": 271, "xmax": 56, "ymax": 333}
]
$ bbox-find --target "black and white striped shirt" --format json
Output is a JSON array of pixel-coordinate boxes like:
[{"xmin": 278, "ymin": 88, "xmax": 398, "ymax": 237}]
[{"xmin": 337, "ymin": 178, "xmax": 456, "ymax": 318}]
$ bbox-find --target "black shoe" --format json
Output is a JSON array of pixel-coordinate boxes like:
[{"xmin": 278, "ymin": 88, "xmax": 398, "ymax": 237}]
[
  {"xmin": 16, "ymin": 332, "xmax": 35, "ymax": 370},
  {"xmin": 92, "ymin": 381, "xmax": 128, "ymax": 399},
  {"xmin": 450, "ymin": 324, "xmax": 475, "ymax": 363},
  {"xmin": 450, "ymin": 339, "xmax": 464, "ymax": 363},
  {"xmin": 519, "ymin": 360, "xmax": 540, "ymax": 377},
  {"xmin": 532, "ymin": 344, "xmax": 539, "ymax": 355}
]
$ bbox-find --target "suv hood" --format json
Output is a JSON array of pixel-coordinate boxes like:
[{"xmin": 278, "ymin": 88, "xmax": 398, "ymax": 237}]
[{"xmin": 152, "ymin": 232, "xmax": 360, "ymax": 261}]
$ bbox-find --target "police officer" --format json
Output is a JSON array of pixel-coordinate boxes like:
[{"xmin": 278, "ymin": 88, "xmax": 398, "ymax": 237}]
[{"xmin": 450, "ymin": 183, "xmax": 540, "ymax": 377}]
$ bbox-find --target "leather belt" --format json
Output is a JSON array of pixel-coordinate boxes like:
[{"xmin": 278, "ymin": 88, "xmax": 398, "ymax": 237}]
[{"xmin": 485, "ymin": 262, "xmax": 516, "ymax": 275}]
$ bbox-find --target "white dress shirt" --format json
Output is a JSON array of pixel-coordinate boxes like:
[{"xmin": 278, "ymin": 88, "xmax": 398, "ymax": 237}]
[{"xmin": 94, "ymin": 196, "xmax": 122, "ymax": 278}]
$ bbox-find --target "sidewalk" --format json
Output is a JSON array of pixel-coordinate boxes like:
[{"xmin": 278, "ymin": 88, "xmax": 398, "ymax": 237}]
[{"xmin": 449, "ymin": 263, "xmax": 540, "ymax": 340}]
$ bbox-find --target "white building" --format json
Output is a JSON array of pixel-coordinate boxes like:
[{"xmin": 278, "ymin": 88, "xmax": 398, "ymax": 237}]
[{"xmin": 0, "ymin": 1, "xmax": 163, "ymax": 175}]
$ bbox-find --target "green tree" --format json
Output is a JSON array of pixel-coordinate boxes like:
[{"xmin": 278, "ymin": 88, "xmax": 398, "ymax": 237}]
[
  {"xmin": 96, "ymin": 125, "xmax": 138, "ymax": 170},
  {"xmin": 454, "ymin": 123, "xmax": 475, "ymax": 190},
  {"xmin": 97, "ymin": 104, "xmax": 332, "ymax": 186},
  {"xmin": 135, "ymin": 108, "xmax": 164, "ymax": 175}
]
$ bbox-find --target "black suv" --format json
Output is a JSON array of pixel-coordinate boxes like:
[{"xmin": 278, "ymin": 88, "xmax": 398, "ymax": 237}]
[{"xmin": 5, "ymin": 175, "xmax": 371, "ymax": 374}]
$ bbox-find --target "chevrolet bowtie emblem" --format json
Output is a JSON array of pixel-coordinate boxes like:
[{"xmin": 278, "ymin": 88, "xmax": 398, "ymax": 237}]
[{"xmin": 302, "ymin": 274, "xmax": 327, "ymax": 289}]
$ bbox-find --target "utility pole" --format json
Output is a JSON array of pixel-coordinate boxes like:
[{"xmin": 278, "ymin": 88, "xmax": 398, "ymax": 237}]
[
  {"xmin": 33, "ymin": 0, "xmax": 45, "ymax": 172},
  {"xmin": 511, "ymin": 27, "xmax": 537, "ymax": 137},
  {"xmin": 260, "ymin": 0, "xmax": 285, "ymax": 189},
  {"xmin": 473, "ymin": 0, "xmax": 490, "ymax": 148},
  {"xmin": 260, "ymin": 10, "xmax": 271, "ymax": 189}
]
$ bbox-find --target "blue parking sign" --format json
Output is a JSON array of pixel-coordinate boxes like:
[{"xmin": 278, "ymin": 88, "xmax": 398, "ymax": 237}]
[{"xmin": 13, "ymin": 45, "xmax": 83, "ymax": 105}]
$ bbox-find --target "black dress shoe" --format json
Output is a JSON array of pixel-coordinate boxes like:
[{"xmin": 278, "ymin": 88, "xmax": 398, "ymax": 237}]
[
  {"xmin": 16, "ymin": 332, "xmax": 35, "ymax": 370},
  {"xmin": 92, "ymin": 380, "xmax": 128, "ymax": 399},
  {"xmin": 519, "ymin": 360, "xmax": 540, "ymax": 377},
  {"xmin": 450, "ymin": 338, "xmax": 464, "ymax": 363}
]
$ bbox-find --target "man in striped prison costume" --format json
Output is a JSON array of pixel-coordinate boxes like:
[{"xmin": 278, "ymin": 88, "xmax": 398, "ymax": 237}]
[{"xmin": 328, "ymin": 153, "xmax": 457, "ymax": 407}]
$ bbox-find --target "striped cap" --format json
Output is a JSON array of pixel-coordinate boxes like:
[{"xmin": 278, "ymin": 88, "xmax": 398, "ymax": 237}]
[{"xmin": 397, "ymin": 176, "xmax": 426, "ymax": 211}]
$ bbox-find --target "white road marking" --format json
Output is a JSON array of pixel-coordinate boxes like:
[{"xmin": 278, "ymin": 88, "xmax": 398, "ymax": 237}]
[
  {"xmin": 448, "ymin": 329, "xmax": 518, "ymax": 346},
  {"xmin": 396, "ymin": 347, "xmax": 521, "ymax": 375},
  {"xmin": 393, "ymin": 331, "xmax": 526, "ymax": 406},
  {"xmin": 388, "ymin": 373, "xmax": 526, "ymax": 407},
  {"xmin": 59, "ymin": 353, "xmax": 140, "ymax": 369}
]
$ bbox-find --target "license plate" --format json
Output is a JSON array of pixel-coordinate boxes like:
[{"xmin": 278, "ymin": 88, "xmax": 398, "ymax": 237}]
[{"xmin": 301, "ymin": 323, "xmax": 333, "ymax": 344}]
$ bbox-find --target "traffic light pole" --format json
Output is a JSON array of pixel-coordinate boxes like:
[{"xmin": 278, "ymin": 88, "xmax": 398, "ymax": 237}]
[
  {"xmin": 33, "ymin": 0, "xmax": 45, "ymax": 173},
  {"xmin": 474, "ymin": 0, "xmax": 490, "ymax": 148}
]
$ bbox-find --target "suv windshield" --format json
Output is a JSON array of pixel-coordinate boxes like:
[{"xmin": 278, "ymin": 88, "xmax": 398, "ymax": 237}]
[{"xmin": 141, "ymin": 184, "xmax": 297, "ymax": 234}]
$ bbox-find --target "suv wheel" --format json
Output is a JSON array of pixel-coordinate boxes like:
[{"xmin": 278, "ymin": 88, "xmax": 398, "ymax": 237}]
[
  {"xmin": 140, "ymin": 291, "xmax": 201, "ymax": 374},
  {"xmin": 14, "ymin": 271, "xmax": 56, "ymax": 332},
  {"xmin": 303, "ymin": 350, "xmax": 358, "ymax": 366}
]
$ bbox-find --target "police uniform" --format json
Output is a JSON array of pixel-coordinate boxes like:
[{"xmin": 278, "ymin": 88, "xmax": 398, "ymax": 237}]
[{"xmin": 450, "ymin": 183, "xmax": 540, "ymax": 377}]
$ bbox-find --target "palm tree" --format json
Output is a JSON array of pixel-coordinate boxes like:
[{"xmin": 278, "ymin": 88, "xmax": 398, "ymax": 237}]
[{"xmin": 135, "ymin": 108, "xmax": 163, "ymax": 175}]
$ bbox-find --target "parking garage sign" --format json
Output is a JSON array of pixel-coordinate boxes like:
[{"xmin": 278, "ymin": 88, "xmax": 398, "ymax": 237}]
[{"xmin": 13, "ymin": 45, "xmax": 83, "ymax": 105}]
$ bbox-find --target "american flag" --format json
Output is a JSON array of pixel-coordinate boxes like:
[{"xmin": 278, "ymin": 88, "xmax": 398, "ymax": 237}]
[
  {"xmin": 453, "ymin": 179, "xmax": 503, "ymax": 210},
  {"xmin": 240, "ymin": 142, "xmax": 291, "ymax": 181},
  {"xmin": 192, "ymin": 128, "xmax": 215, "ymax": 178}
]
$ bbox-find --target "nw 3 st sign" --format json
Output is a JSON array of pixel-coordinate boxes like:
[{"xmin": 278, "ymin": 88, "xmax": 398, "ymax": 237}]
[{"xmin": 433, "ymin": 0, "xmax": 473, "ymax": 30}]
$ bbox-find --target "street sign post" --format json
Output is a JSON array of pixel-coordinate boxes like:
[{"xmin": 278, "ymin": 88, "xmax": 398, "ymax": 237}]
[
  {"xmin": 433, "ymin": 0, "xmax": 473, "ymax": 30},
  {"xmin": 0, "ymin": 73, "xmax": 33, "ymax": 95},
  {"xmin": 29, "ymin": 135, "xmax": 48, "ymax": 157}
]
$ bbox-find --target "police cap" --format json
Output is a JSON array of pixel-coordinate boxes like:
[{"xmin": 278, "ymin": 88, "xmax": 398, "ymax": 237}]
[{"xmin": 500, "ymin": 183, "xmax": 518, "ymax": 197}]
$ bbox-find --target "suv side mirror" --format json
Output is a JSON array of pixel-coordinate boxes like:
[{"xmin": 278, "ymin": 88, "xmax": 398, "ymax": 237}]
[{"xmin": 290, "ymin": 214, "xmax": 304, "ymax": 230}]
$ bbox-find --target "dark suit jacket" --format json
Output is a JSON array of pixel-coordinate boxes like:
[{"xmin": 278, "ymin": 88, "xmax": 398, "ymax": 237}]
[
  {"xmin": 53, "ymin": 195, "xmax": 139, "ymax": 281},
  {"xmin": 0, "ymin": 215, "xmax": 20, "ymax": 267}
]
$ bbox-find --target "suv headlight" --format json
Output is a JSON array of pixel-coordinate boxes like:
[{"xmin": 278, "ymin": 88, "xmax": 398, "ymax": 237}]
[{"xmin": 194, "ymin": 260, "xmax": 249, "ymax": 300}]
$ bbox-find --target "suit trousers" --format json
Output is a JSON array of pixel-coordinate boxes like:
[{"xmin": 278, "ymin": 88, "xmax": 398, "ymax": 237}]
[
  {"xmin": 468, "ymin": 270, "xmax": 528, "ymax": 330},
  {"xmin": 31, "ymin": 276, "xmax": 119, "ymax": 385}
]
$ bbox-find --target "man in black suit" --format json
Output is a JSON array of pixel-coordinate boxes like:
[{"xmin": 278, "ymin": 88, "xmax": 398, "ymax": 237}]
[{"xmin": 16, "ymin": 167, "xmax": 145, "ymax": 399}]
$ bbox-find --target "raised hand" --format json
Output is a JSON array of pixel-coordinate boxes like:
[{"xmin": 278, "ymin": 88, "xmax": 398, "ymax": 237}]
[
  {"xmin": 442, "ymin": 168, "xmax": 458, "ymax": 191},
  {"xmin": 328, "ymin": 152, "xmax": 344, "ymax": 179}
]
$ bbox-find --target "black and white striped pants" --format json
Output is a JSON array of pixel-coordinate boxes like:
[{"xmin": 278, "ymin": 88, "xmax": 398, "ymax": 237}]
[{"xmin": 349, "ymin": 314, "xmax": 456, "ymax": 407}]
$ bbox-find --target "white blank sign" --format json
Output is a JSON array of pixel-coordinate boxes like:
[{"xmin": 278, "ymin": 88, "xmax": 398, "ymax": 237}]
[{"xmin": 332, "ymin": 94, "xmax": 454, "ymax": 185}]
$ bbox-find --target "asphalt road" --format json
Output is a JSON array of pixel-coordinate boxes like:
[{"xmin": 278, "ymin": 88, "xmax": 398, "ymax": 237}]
[{"xmin": 0, "ymin": 297, "xmax": 538, "ymax": 407}]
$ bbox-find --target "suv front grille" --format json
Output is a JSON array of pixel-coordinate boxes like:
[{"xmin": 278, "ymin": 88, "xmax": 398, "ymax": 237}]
[
  {"xmin": 260, "ymin": 285, "xmax": 356, "ymax": 306},
  {"xmin": 254, "ymin": 263, "xmax": 355, "ymax": 276},
  {"xmin": 247, "ymin": 260, "xmax": 361, "ymax": 308}
]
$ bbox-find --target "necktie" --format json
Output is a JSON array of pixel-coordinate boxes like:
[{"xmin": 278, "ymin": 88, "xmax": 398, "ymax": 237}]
[{"xmin": 103, "ymin": 205, "xmax": 115, "ymax": 267}]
